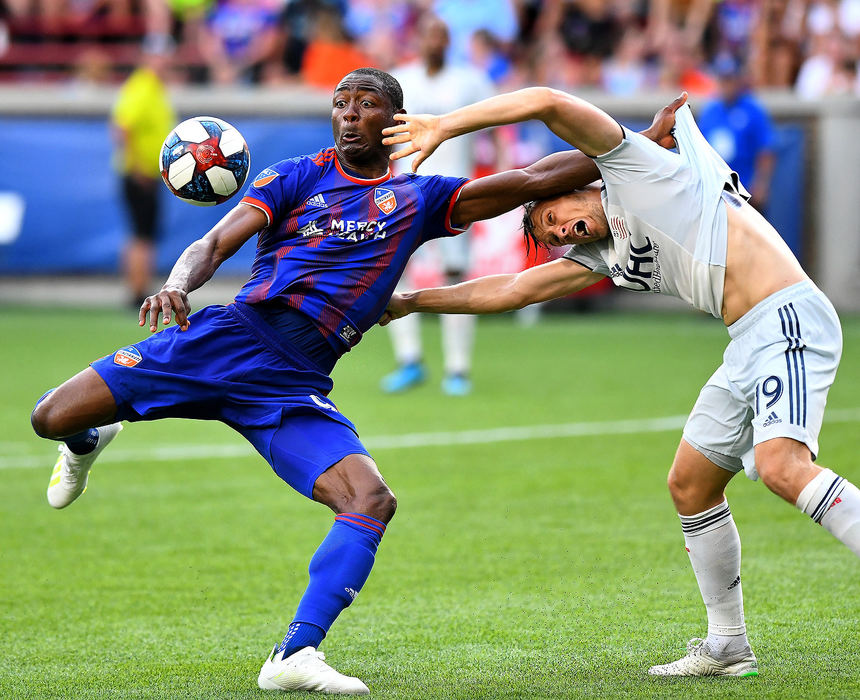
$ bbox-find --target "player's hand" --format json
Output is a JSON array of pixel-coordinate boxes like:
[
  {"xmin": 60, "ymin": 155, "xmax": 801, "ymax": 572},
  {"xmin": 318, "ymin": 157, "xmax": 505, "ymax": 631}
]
[
  {"xmin": 139, "ymin": 286, "xmax": 192, "ymax": 332},
  {"xmin": 642, "ymin": 92, "xmax": 688, "ymax": 149},
  {"xmin": 378, "ymin": 293, "xmax": 413, "ymax": 326},
  {"xmin": 382, "ymin": 113, "xmax": 445, "ymax": 173}
]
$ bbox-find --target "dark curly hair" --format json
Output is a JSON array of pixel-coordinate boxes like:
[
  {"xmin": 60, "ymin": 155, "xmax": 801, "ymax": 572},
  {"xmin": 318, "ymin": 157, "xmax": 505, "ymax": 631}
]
[{"xmin": 340, "ymin": 68, "xmax": 404, "ymax": 112}]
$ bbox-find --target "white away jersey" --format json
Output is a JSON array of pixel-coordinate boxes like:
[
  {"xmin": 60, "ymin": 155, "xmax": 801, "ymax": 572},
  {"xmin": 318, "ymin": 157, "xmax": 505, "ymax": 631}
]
[{"xmin": 563, "ymin": 105, "xmax": 748, "ymax": 318}]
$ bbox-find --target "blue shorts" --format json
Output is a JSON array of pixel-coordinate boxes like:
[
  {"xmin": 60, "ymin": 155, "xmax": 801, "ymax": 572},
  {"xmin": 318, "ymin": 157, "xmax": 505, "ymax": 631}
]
[{"xmin": 91, "ymin": 302, "xmax": 371, "ymax": 498}]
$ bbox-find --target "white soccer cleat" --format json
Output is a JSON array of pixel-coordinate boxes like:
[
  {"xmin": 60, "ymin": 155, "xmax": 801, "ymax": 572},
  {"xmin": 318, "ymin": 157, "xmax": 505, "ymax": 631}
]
[
  {"xmin": 257, "ymin": 646, "xmax": 370, "ymax": 695},
  {"xmin": 47, "ymin": 423, "xmax": 123, "ymax": 509},
  {"xmin": 648, "ymin": 637, "xmax": 759, "ymax": 677}
]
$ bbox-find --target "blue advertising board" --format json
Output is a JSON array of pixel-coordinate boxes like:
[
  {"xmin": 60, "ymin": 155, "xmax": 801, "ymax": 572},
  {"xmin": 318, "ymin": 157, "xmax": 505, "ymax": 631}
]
[{"xmin": 0, "ymin": 115, "xmax": 805, "ymax": 274}]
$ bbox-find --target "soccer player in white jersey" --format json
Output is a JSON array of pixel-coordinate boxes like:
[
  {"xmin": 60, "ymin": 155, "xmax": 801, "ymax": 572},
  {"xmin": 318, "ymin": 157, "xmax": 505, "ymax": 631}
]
[
  {"xmin": 381, "ymin": 14, "xmax": 497, "ymax": 396},
  {"xmin": 379, "ymin": 87, "xmax": 860, "ymax": 677}
]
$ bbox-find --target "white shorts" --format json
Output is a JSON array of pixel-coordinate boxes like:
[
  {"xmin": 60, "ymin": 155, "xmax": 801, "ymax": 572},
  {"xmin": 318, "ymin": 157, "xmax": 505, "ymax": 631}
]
[{"xmin": 683, "ymin": 280, "xmax": 842, "ymax": 480}]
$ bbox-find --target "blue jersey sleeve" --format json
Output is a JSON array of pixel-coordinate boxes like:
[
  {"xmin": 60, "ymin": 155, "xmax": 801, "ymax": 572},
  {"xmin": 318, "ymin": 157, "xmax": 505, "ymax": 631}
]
[
  {"xmin": 240, "ymin": 158, "xmax": 303, "ymax": 226},
  {"xmin": 411, "ymin": 174, "xmax": 470, "ymax": 242}
]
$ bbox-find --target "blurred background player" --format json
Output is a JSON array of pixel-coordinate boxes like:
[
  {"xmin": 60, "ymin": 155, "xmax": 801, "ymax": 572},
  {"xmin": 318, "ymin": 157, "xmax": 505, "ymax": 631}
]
[
  {"xmin": 698, "ymin": 52, "xmax": 776, "ymax": 212},
  {"xmin": 110, "ymin": 34, "xmax": 176, "ymax": 308},
  {"xmin": 381, "ymin": 13, "xmax": 496, "ymax": 396}
]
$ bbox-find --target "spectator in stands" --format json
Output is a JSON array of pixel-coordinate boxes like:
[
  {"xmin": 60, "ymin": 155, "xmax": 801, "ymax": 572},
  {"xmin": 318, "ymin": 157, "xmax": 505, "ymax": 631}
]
[
  {"xmin": 657, "ymin": 26, "xmax": 717, "ymax": 96},
  {"xmin": 300, "ymin": 5, "xmax": 370, "ymax": 90},
  {"xmin": 647, "ymin": 0, "xmax": 714, "ymax": 52},
  {"xmin": 143, "ymin": 0, "xmax": 212, "ymax": 76},
  {"xmin": 344, "ymin": 0, "xmax": 416, "ymax": 70},
  {"xmin": 468, "ymin": 28, "xmax": 512, "ymax": 85},
  {"xmin": 758, "ymin": 36, "xmax": 801, "ymax": 89},
  {"xmin": 711, "ymin": 0, "xmax": 759, "ymax": 57},
  {"xmin": 554, "ymin": 0, "xmax": 623, "ymax": 88},
  {"xmin": 795, "ymin": 29, "xmax": 851, "ymax": 98},
  {"xmin": 110, "ymin": 35, "xmax": 176, "ymax": 307},
  {"xmin": 269, "ymin": 0, "xmax": 319, "ymax": 80},
  {"xmin": 601, "ymin": 25, "xmax": 652, "ymax": 96},
  {"xmin": 197, "ymin": 0, "xmax": 282, "ymax": 84},
  {"xmin": 698, "ymin": 53, "xmax": 776, "ymax": 211},
  {"xmin": 433, "ymin": 0, "xmax": 518, "ymax": 66}
]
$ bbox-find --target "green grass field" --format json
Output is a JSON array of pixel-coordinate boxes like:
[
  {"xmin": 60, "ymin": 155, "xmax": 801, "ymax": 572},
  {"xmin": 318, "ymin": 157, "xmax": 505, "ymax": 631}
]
[{"xmin": 1, "ymin": 306, "xmax": 858, "ymax": 699}]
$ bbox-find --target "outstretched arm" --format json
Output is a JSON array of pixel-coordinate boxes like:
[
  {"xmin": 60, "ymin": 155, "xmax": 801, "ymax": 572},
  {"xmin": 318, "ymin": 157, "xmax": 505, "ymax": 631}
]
[
  {"xmin": 383, "ymin": 87, "xmax": 623, "ymax": 173},
  {"xmin": 139, "ymin": 203, "xmax": 267, "ymax": 332},
  {"xmin": 380, "ymin": 258, "xmax": 603, "ymax": 323},
  {"xmin": 446, "ymin": 93, "xmax": 687, "ymax": 226}
]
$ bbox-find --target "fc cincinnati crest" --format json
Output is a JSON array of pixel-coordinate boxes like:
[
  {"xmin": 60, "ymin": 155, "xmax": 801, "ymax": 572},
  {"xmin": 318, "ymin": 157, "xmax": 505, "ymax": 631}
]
[
  {"xmin": 374, "ymin": 187, "xmax": 397, "ymax": 214},
  {"xmin": 114, "ymin": 346, "xmax": 142, "ymax": 368},
  {"xmin": 253, "ymin": 168, "xmax": 278, "ymax": 187}
]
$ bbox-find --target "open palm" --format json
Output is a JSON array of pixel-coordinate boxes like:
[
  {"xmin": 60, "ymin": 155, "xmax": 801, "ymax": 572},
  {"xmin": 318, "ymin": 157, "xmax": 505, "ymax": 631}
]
[{"xmin": 382, "ymin": 113, "xmax": 445, "ymax": 173}]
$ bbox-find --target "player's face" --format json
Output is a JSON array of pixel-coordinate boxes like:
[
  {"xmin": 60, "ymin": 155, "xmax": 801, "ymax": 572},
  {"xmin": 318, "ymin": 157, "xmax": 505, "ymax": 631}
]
[
  {"xmin": 331, "ymin": 77, "xmax": 396, "ymax": 164},
  {"xmin": 420, "ymin": 17, "xmax": 449, "ymax": 64},
  {"xmin": 529, "ymin": 190, "xmax": 609, "ymax": 247}
]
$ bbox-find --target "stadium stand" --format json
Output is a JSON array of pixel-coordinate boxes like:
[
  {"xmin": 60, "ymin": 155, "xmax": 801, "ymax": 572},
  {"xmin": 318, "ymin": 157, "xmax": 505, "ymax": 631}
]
[{"xmin": 0, "ymin": 0, "xmax": 855, "ymax": 96}]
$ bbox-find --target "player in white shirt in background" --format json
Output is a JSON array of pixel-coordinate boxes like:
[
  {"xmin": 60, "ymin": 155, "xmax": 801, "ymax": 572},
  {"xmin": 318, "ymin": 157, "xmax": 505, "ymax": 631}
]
[
  {"xmin": 381, "ymin": 14, "xmax": 497, "ymax": 396},
  {"xmin": 380, "ymin": 87, "xmax": 860, "ymax": 676}
]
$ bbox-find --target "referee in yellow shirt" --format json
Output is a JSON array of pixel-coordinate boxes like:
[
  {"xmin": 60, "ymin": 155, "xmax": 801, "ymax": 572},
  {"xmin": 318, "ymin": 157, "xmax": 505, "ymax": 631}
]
[{"xmin": 111, "ymin": 37, "xmax": 176, "ymax": 307}]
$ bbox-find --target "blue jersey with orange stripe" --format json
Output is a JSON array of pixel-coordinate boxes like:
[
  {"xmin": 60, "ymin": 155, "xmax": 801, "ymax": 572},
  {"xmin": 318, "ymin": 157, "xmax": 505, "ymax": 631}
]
[{"xmin": 236, "ymin": 148, "xmax": 468, "ymax": 357}]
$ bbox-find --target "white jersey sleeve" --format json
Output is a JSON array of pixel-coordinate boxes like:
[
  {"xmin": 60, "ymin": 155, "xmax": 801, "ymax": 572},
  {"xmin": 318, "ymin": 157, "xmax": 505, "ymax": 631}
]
[{"xmin": 562, "ymin": 240, "xmax": 612, "ymax": 276}]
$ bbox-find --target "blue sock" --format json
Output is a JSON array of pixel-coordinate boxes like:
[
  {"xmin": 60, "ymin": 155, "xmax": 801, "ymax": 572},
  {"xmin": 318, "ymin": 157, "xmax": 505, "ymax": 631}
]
[
  {"xmin": 277, "ymin": 621, "xmax": 325, "ymax": 658},
  {"xmin": 277, "ymin": 513, "xmax": 386, "ymax": 659},
  {"xmin": 64, "ymin": 429, "xmax": 100, "ymax": 455}
]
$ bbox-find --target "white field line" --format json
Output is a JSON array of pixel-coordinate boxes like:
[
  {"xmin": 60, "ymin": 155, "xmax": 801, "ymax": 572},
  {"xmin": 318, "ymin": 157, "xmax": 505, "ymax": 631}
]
[{"xmin": 2, "ymin": 407, "xmax": 860, "ymax": 471}]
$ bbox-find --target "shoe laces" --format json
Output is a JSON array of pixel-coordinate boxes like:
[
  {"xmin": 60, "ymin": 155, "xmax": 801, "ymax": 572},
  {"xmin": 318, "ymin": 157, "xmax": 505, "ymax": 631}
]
[
  {"xmin": 58, "ymin": 446, "xmax": 84, "ymax": 478},
  {"xmin": 301, "ymin": 650, "xmax": 336, "ymax": 674},
  {"xmin": 685, "ymin": 638, "xmax": 707, "ymax": 657}
]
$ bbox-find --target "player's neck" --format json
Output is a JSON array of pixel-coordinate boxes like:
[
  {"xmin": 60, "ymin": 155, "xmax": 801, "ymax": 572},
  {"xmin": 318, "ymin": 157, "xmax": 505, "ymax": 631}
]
[
  {"xmin": 425, "ymin": 58, "xmax": 444, "ymax": 77},
  {"xmin": 336, "ymin": 152, "xmax": 391, "ymax": 180}
]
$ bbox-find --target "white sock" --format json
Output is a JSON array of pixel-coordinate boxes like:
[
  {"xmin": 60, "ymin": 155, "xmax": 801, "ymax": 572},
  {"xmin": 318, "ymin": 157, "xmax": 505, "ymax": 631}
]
[
  {"xmin": 386, "ymin": 314, "xmax": 422, "ymax": 366},
  {"xmin": 679, "ymin": 500, "xmax": 748, "ymax": 652},
  {"xmin": 440, "ymin": 313, "xmax": 475, "ymax": 376},
  {"xmin": 796, "ymin": 468, "xmax": 860, "ymax": 557}
]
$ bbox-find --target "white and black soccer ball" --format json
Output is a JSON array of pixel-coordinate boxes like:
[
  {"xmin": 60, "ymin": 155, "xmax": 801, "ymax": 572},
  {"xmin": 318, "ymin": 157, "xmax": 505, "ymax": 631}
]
[{"xmin": 159, "ymin": 116, "xmax": 251, "ymax": 206}]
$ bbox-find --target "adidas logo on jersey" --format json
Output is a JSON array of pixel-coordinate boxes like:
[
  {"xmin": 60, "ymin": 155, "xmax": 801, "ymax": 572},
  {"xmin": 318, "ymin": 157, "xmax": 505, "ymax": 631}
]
[
  {"xmin": 306, "ymin": 193, "xmax": 327, "ymax": 208},
  {"xmin": 762, "ymin": 411, "xmax": 782, "ymax": 427},
  {"xmin": 345, "ymin": 587, "xmax": 358, "ymax": 601}
]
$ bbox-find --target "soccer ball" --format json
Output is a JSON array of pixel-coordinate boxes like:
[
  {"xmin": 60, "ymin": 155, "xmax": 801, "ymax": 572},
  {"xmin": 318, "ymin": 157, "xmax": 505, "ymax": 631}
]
[{"xmin": 159, "ymin": 116, "xmax": 251, "ymax": 206}]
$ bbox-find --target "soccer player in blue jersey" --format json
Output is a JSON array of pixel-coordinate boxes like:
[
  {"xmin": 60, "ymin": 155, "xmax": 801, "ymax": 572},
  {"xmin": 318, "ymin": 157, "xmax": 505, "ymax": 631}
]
[{"xmin": 31, "ymin": 68, "xmax": 680, "ymax": 693}]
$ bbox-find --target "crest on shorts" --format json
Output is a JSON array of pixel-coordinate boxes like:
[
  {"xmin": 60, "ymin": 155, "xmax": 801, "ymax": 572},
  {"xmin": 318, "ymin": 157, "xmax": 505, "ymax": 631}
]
[
  {"xmin": 114, "ymin": 346, "xmax": 142, "ymax": 368},
  {"xmin": 374, "ymin": 188, "xmax": 397, "ymax": 214}
]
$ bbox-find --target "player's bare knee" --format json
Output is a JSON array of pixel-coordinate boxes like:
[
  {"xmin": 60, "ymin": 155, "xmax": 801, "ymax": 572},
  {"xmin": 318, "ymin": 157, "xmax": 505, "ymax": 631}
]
[
  {"xmin": 755, "ymin": 438, "xmax": 818, "ymax": 502},
  {"xmin": 30, "ymin": 396, "xmax": 64, "ymax": 439},
  {"xmin": 667, "ymin": 465, "xmax": 695, "ymax": 509},
  {"xmin": 348, "ymin": 484, "xmax": 397, "ymax": 524},
  {"xmin": 757, "ymin": 453, "xmax": 810, "ymax": 502}
]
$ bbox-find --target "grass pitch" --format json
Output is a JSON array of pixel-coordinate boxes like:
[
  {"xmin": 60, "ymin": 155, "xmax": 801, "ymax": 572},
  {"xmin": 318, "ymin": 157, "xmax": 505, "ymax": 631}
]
[{"xmin": 1, "ymin": 305, "xmax": 858, "ymax": 699}]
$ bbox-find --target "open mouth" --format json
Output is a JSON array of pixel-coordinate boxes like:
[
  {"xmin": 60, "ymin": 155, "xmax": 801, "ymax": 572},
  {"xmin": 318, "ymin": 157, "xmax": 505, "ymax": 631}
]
[{"xmin": 574, "ymin": 220, "xmax": 589, "ymax": 237}]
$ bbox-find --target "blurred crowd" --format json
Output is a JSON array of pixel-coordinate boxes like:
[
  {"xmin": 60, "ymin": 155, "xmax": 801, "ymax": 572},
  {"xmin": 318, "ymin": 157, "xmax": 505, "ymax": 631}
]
[{"xmin": 1, "ymin": 0, "xmax": 859, "ymax": 99}]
